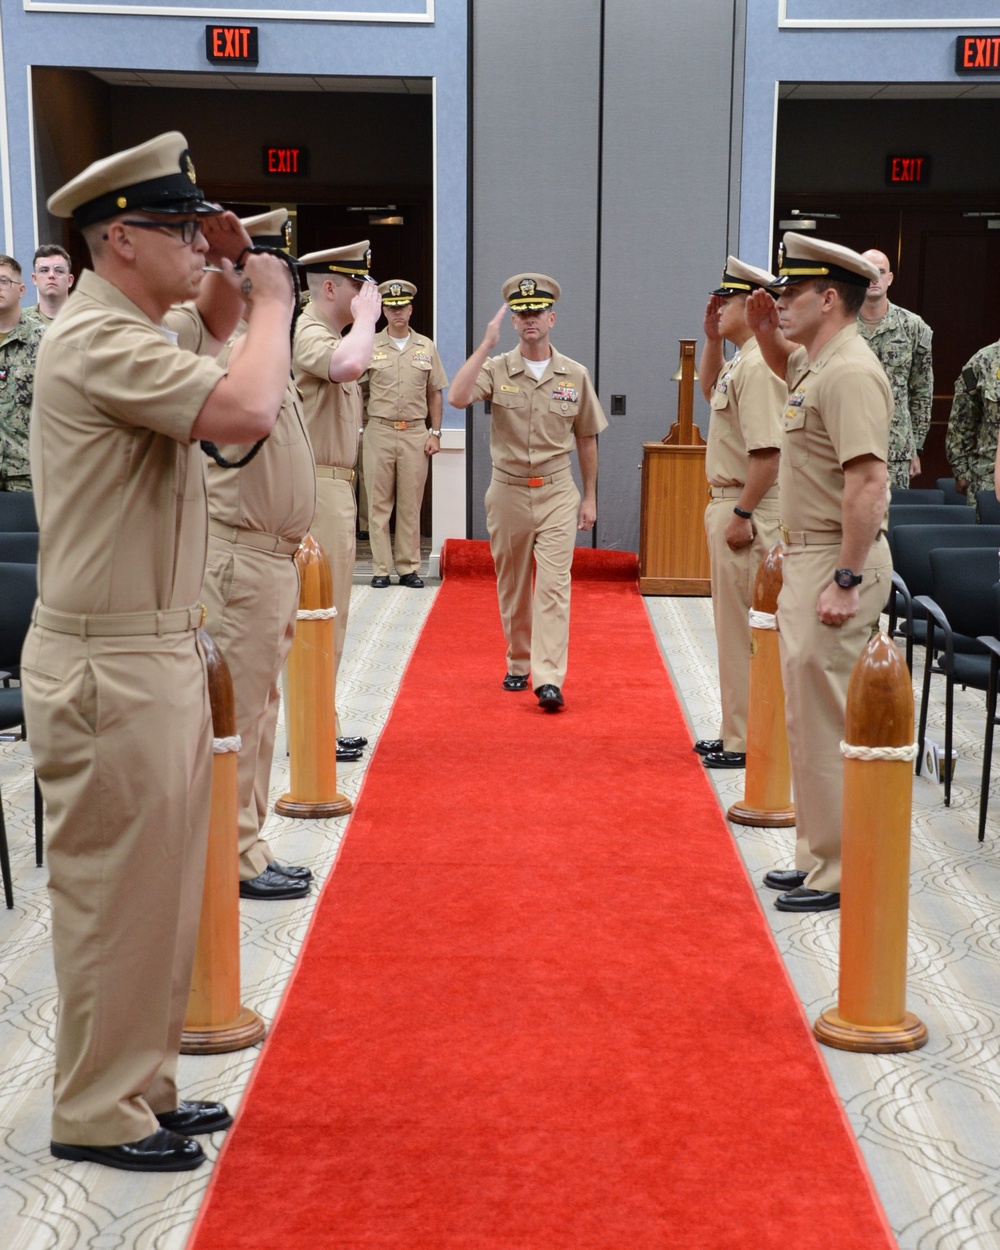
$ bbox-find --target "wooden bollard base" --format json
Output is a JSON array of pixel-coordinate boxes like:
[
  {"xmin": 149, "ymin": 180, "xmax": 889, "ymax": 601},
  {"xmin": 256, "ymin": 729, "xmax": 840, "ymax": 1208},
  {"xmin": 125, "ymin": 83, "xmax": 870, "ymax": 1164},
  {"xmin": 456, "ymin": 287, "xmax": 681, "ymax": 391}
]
[
  {"xmin": 727, "ymin": 800, "xmax": 795, "ymax": 828},
  {"xmin": 181, "ymin": 1004, "xmax": 267, "ymax": 1055},
  {"xmin": 813, "ymin": 1007, "xmax": 928, "ymax": 1054},
  {"xmin": 274, "ymin": 793, "xmax": 353, "ymax": 818}
]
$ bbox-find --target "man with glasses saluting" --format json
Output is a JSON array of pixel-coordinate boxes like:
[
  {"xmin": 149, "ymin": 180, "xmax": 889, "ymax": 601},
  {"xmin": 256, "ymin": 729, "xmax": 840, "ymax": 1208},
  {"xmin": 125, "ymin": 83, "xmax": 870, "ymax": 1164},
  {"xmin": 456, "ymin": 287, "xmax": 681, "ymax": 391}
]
[{"xmin": 23, "ymin": 131, "xmax": 294, "ymax": 1172}]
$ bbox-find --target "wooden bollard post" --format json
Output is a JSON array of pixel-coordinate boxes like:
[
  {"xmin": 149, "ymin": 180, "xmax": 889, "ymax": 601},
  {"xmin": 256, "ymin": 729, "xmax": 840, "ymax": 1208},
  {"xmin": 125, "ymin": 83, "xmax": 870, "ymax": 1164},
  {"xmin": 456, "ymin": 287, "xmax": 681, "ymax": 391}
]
[
  {"xmin": 728, "ymin": 543, "xmax": 794, "ymax": 827},
  {"xmin": 181, "ymin": 629, "xmax": 266, "ymax": 1054},
  {"xmin": 275, "ymin": 534, "xmax": 352, "ymax": 818},
  {"xmin": 814, "ymin": 630, "xmax": 928, "ymax": 1054}
]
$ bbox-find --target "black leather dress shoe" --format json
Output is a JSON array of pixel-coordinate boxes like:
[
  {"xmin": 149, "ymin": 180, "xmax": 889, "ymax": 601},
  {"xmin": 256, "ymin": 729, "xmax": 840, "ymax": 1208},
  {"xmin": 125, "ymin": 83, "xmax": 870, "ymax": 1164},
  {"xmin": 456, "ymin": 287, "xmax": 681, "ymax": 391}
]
[
  {"xmin": 774, "ymin": 887, "xmax": 841, "ymax": 913},
  {"xmin": 358, "ymin": 530, "xmax": 369, "ymax": 541},
  {"xmin": 51, "ymin": 1128, "xmax": 204, "ymax": 1172},
  {"xmin": 693, "ymin": 738, "xmax": 724, "ymax": 756},
  {"xmin": 269, "ymin": 860, "xmax": 313, "ymax": 882},
  {"xmin": 338, "ymin": 735, "xmax": 368, "ymax": 750},
  {"xmin": 702, "ymin": 750, "xmax": 747, "ymax": 769},
  {"xmin": 156, "ymin": 1100, "xmax": 233, "ymax": 1135},
  {"xmin": 398, "ymin": 572, "xmax": 425, "ymax": 588},
  {"xmin": 371, "ymin": 575, "xmax": 390, "ymax": 588},
  {"xmin": 535, "ymin": 684, "xmax": 565, "ymax": 711},
  {"xmin": 502, "ymin": 673, "xmax": 529, "ymax": 692},
  {"xmin": 337, "ymin": 746, "xmax": 363, "ymax": 763},
  {"xmin": 239, "ymin": 863, "xmax": 310, "ymax": 900},
  {"xmin": 763, "ymin": 868, "xmax": 808, "ymax": 892}
]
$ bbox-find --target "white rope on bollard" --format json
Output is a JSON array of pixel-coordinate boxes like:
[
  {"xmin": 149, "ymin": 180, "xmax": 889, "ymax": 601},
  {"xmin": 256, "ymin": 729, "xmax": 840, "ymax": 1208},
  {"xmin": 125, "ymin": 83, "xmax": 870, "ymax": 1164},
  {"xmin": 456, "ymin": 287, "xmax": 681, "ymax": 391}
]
[
  {"xmin": 213, "ymin": 735, "xmax": 242, "ymax": 754},
  {"xmin": 840, "ymin": 741, "xmax": 918, "ymax": 762},
  {"xmin": 297, "ymin": 607, "xmax": 337, "ymax": 620},
  {"xmin": 749, "ymin": 609, "xmax": 777, "ymax": 631}
]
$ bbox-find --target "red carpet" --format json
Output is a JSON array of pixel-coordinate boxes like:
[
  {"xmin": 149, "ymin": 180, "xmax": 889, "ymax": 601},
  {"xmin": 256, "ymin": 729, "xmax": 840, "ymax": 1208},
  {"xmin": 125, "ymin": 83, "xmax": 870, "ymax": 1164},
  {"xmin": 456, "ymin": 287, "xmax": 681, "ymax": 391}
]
[{"xmin": 189, "ymin": 539, "xmax": 896, "ymax": 1250}]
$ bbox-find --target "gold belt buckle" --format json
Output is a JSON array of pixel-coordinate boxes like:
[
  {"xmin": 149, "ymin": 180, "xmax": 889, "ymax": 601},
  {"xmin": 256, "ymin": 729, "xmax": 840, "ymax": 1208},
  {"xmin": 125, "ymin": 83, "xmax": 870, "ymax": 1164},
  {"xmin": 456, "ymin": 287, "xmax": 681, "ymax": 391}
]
[
  {"xmin": 198, "ymin": 603, "xmax": 207, "ymax": 628},
  {"xmin": 394, "ymin": 420, "xmax": 408, "ymax": 430},
  {"xmin": 780, "ymin": 524, "xmax": 790, "ymax": 544},
  {"xmin": 528, "ymin": 476, "xmax": 544, "ymax": 488}
]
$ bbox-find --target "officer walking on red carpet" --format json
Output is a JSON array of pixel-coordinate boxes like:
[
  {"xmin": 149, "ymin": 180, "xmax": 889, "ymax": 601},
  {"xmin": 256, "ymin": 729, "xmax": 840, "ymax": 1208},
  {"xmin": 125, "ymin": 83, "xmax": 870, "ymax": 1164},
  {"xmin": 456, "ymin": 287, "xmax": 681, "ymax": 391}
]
[
  {"xmin": 24, "ymin": 131, "xmax": 294, "ymax": 1170},
  {"xmin": 448, "ymin": 273, "xmax": 608, "ymax": 711},
  {"xmin": 694, "ymin": 256, "xmax": 783, "ymax": 771},
  {"xmin": 746, "ymin": 233, "xmax": 892, "ymax": 913}
]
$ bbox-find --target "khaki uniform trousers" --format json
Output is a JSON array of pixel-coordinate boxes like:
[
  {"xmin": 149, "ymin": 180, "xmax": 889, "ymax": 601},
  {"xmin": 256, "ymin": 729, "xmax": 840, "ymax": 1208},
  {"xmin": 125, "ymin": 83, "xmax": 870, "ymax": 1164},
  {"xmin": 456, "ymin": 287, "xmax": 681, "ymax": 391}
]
[
  {"xmin": 485, "ymin": 468, "xmax": 580, "ymax": 689},
  {"xmin": 704, "ymin": 490, "xmax": 782, "ymax": 753},
  {"xmin": 776, "ymin": 533, "xmax": 891, "ymax": 893},
  {"xmin": 356, "ymin": 416, "xmax": 370, "ymax": 531},
  {"xmin": 363, "ymin": 418, "xmax": 428, "ymax": 576},
  {"xmin": 310, "ymin": 474, "xmax": 356, "ymax": 735},
  {"xmin": 202, "ymin": 539, "xmax": 299, "ymax": 880},
  {"xmin": 21, "ymin": 622, "xmax": 212, "ymax": 1145}
]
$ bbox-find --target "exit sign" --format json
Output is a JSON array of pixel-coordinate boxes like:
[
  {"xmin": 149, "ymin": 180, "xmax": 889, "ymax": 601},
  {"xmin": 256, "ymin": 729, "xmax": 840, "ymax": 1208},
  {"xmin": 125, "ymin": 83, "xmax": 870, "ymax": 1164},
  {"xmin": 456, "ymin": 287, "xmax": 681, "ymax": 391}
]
[
  {"xmin": 263, "ymin": 146, "xmax": 310, "ymax": 177},
  {"xmin": 956, "ymin": 35, "xmax": 1000, "ymax": 72},
  {"xmin": 205, "ymin": 25, "xmax": 258, "ymax": 66},
  {"xmin": 885, "ymin": 155, "xmax": 930, "ymax": 185}
]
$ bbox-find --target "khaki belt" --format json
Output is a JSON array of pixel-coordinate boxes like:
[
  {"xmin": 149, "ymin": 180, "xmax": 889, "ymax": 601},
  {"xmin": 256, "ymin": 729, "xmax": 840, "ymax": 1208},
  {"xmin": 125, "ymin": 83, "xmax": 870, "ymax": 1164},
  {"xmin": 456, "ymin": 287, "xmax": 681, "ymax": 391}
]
[
  {"xmin": 372, "ymin": 416, "xmax": 425, "ymax": 432},
  {"xmin": 33, "ymin": 602, "xmax": 206, "ymax": 639},
  {"xmin": 781, "ymin": 526, "xmax": 842, "ymax": 547},
  {"xmin": 209, "ymin": 519, "xmax": 301, "ymax": 557},
  {"xmin": 492, "ymin": 467, "xmax": 572, "ymax": 488},
  {"xmin": 316, "ymin": 465, "xmax": 356, "ymax": 482},
  {"xmin": 710, "ymin": 486, "xmax": 744, "ymax": 499}
]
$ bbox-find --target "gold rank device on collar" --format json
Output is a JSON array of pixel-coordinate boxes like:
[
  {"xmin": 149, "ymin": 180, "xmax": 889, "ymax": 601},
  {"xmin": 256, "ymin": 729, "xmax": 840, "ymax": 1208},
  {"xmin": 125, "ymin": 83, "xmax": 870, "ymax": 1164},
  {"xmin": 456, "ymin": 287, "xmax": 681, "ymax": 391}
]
[
  {"xmin": 47, "ymin": 131, "xmax": 222, "ymax": 228},
  {"xmin": 768, "ymin": 232, "xmax": 879, "ymax": 290}
]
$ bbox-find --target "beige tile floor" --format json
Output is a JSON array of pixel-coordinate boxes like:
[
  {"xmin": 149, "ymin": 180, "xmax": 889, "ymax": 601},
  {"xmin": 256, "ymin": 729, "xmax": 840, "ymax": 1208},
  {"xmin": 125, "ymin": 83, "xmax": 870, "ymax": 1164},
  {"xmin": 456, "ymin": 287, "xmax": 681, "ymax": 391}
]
[{"xmin": 3, "ymin": 577, "xmax": 1000, "ymax": 1249}]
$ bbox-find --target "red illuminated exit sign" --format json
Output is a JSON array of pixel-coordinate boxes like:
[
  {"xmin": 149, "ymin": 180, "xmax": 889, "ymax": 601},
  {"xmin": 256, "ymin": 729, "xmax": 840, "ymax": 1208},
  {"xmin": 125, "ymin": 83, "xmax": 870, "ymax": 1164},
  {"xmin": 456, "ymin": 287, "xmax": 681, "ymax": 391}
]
[
  {"xmin": 956, "ymin": 35, "xmax": 1000, "ymax": 72},
  {"xmin": 263, "ymin": 146, "xmax": 310, "ymax": 177},
  {"xmin": 885, "ymin": 155, "xmax": 930, "ymax": 186},
  {"xmin": 205, "ymin": 25, "xmax": 259, "ymax": 66}
]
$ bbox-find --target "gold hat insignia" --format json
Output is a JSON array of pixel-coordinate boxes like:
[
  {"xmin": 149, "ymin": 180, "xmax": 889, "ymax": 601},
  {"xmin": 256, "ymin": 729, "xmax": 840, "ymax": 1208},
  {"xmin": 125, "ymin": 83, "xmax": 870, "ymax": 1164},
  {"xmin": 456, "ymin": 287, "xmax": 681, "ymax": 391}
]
[
  {"xmin": 519, "ymin": 278, "xmax": 536, "ymax": 298},
  {"xmin": 183, "ymin": 152, "xmax": 196, "ymax": 184}
]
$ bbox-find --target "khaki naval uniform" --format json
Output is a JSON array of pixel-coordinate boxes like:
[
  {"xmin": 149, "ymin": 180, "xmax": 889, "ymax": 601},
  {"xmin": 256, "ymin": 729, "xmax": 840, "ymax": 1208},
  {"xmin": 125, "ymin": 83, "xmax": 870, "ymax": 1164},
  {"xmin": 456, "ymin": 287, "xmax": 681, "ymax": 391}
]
[
  {"xmin": 776, "ymin": 323, "xmax": 892, "ymax": 893},
  {"xmin": 362, "ymin": 328, "xmax": 448, "ymax": 576},
  {"xmin": 293, "ymin": 302, "xmax": 361, "ymax": 730},
  {"xmin": 21, "ymin": 270, "xmax": 224, "ymax": 1146},
  {"xmin": 201, "ymin": 356, "xmax": 316, "ymax": 881},
  {"xmin": 468, "ymin": 348, "xmax": 607, "ymax": 688},
  {"xmin": 705, "ymin": 337, "xmax": 783, "ymax": 753}
]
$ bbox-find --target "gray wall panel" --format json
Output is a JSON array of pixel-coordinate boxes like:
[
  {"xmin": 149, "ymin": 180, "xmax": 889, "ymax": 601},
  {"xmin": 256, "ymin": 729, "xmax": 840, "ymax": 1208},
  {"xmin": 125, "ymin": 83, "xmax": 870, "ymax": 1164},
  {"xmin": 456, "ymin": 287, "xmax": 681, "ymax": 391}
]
[
  {"xmin": 597, "ymin": 0, "xmax": 738, "ymax": 554},
  {"xmin": 470, "ymin": 0, "xmax": 603, "ymax": 540}
]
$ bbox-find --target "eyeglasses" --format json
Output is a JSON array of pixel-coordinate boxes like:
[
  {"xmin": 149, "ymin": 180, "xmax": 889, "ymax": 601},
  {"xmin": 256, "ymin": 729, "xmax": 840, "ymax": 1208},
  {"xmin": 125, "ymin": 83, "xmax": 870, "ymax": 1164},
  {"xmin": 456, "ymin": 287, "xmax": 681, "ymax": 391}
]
[
  {"xmin": 120, "ymin": 219, "xmax": 204, "ymax": 245},
  {"xmin": 0, "ymin": 276, "xmax": 21, "ymax": 289},
  {"xmin": 35, "ymin": 266, "xmax": 69, "ymax": 276}
]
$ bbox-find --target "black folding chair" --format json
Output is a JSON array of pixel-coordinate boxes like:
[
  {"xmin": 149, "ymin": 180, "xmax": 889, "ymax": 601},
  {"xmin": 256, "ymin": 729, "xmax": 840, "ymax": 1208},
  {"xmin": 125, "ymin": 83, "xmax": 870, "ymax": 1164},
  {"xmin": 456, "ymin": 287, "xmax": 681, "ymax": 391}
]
[
  {"xmin": 936, "ymin": 477, "xmax": 967, "ymax": 506},
  {"xmin": 976, "ymin": 584, "xmax": 1000, "ymax": 841},
  {"xmin": 0, "ymin": 492, "xmax": 37, "ymax": 532},
  {"xmin": 976, "ymin": 490, "xmax": 1000, "ymax": 525},
  {"xmin": 887, "ymin": 504, "xmax": 978, "ymax": 537},
  {"xmin": 915, "ymin": 547, "xmax": 1000, "ymax": 807}
]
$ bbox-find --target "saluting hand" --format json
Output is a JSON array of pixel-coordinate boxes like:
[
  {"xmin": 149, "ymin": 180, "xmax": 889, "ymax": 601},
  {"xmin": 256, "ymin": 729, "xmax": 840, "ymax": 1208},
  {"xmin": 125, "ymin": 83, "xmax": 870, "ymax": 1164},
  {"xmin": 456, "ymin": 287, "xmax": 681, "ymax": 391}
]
[
  {"xmin": 745, "ymin": 289, "xmax": 779, "ymax": 339},
  {"xmin": 482, "ymin": 304, "xmax": 507, "ymax": 352},
  {"xmin": 350, "ymin": 280, "xmax": 382, "ymax": 326},
  {"xmin": 703, "ymin": 296, "xmax": 725, "ymax": 342},
  {"xmin": 201, "ymin": 210, "xmax": 253, "ymax": 269}
]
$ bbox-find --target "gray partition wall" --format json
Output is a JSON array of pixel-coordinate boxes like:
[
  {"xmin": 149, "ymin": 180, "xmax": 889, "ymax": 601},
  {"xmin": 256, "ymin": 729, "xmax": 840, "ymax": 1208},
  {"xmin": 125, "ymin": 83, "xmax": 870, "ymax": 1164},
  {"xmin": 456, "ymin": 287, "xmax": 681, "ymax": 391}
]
[{"xmin": 469, "ymin": 0, "xmax": 744, "ymax": 553}]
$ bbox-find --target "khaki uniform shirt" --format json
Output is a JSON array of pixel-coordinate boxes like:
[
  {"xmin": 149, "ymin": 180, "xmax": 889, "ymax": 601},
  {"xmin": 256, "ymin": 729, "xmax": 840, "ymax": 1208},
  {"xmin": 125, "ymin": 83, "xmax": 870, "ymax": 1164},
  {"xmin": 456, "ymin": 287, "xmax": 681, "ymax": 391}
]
[
  {"xmin": 30, "ymin": 269, "xmax": 225, "ymax": 614},
  {"xmin": 780, "ymin": 323, "xmax": 891, "ymax": 533},
  {"xmin": 292, "ymin": 303, "xmax": 362, "ymax": 468},
  {"xmin": 706, "ymin": 337, "xmax": 783, "ymax": 486},
  {"xmin": 206, "ymin": 342, "xmax": 317, "ymax": 543},
  {"xmin": 857, "ymin": 303, "xmax": 933, "ymax": 460},
  {"xmin": 363, "ymin": 329, "xmax": 448, "ymax": 423},
  {"xmin": 469, "ymin": 347, "xmax": 608, "ymax": 475},
  {"xmin": 0, "ymin": 312, "xmax": 45, "ymax": 485}
]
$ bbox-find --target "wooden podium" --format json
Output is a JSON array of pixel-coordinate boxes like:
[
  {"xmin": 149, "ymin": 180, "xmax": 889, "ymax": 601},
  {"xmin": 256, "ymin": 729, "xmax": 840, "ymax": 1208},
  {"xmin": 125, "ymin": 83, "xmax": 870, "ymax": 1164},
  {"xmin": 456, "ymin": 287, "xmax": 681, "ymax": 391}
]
[{"xmin": 638, "ymin": 339, "xmax": 710, "ymax": 595}]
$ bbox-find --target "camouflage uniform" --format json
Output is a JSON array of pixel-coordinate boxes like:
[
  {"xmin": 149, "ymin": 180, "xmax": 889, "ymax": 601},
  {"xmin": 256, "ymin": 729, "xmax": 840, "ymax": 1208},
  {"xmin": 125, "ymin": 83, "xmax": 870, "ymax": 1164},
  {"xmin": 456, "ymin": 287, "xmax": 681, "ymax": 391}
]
[
  {"xmin": 0, "ymin": 312, "xmax": 45, "ymax": 490},
  {"xmin": 858, "ymin": 303, "xmax": 933, "ymax": 489},
  {"xmin": 22, "ymin": 305, "xmax": 55, "ymax": 329},
  {"xmin": 946, "ymin": 339, "xmax": 1000, "ymax": 505}
]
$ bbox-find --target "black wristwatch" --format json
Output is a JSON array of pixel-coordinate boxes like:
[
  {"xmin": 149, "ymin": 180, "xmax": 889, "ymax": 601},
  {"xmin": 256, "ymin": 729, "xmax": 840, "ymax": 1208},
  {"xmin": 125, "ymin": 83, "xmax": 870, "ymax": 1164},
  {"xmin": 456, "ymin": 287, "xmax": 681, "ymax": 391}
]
[
  {"xmin": 733, "ymin": 505, "xmax": 753, "ymax": 520},
  {"xmin": 834, "ymin": 568, "xmax": 863, "ymax": 589}
]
